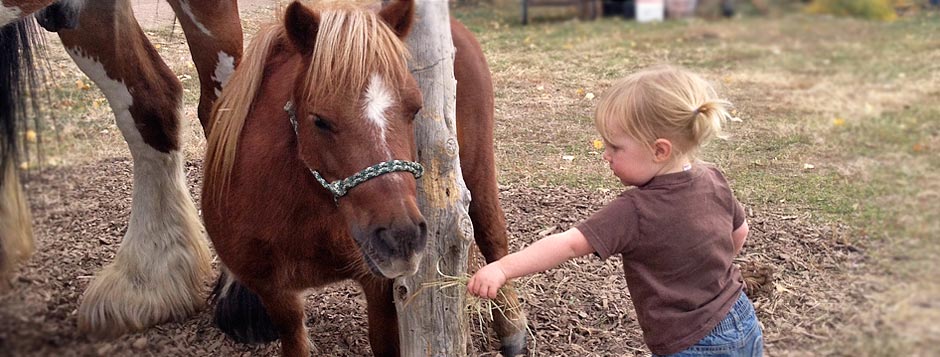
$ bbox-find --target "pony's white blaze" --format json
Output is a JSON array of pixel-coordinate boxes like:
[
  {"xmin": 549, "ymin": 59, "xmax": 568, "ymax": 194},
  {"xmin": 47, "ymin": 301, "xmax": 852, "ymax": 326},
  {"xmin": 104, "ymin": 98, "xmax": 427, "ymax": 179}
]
[
  {"xmin": 66, "ymin": 47, "xmax": 210, "ymax": 333},
  {"xmin": 360, "ymin": 74, "xmax": 410, "ymax": 186},
  {"xmin": 363, "ymin": 73, "xmax": 392, "ymax": 156},
  {"xmin": 0, "ymin": 4, "xmax": 22, "ymax": 27},
  {"xmin": 212, "ymin": 51, "xmax": 235, "ymax": 97},
  {"xmin": 179, "ymin": 0, "xmax": 212, "ymax": 37}
]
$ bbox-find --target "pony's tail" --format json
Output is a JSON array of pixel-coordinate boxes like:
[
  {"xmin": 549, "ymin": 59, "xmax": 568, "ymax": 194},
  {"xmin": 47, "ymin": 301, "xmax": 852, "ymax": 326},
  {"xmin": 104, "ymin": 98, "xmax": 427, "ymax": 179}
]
[
  {"xmin": 0, "ymin": 18, "xmax": 42, "ymax": 289},
  {"xmin": 210, "ymin": 268, "xmax": 279, "ymax": 344},
  {"xmin": 204, "ymin": 24, "xmax": 285, "ymax": 204}
]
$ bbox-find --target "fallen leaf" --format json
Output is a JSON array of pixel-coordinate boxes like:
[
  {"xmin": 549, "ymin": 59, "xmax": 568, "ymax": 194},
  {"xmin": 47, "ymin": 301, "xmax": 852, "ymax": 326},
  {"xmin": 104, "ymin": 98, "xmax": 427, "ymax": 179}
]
[
  {"xmin": 562, "ymin": 155, "xmax": 575, "ymax": 162},
  {"xmin": 833, "ymin": 118, "xmax": 845, "ymax": 126},
  {"xmin": 592, "ymin": 139, "xmax": 603, "ymax": 150},
  {"xmin": 25, "ymin": 130, "xmax": 36, "ymax": 143},
  {"xmin": 584, "ymin": 92, "xmax": 595, "ymax": 100},
  {"xmin": 803, "ymin": 163, "xmax": 815, "ymax": 170}
]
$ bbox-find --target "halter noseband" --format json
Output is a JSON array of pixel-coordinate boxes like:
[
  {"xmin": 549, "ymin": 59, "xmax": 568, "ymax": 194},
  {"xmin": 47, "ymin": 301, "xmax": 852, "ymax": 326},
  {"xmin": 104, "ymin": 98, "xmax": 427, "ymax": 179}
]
[{"xmin": 285, "ymin": 101, "xmax": 424, "ymax": 202}]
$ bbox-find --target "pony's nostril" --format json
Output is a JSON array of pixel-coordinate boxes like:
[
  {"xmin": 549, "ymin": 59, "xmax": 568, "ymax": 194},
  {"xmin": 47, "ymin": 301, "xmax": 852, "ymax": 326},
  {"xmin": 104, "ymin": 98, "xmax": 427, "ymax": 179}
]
[
  {"xmin": 414, "ymin": 221, "xmax": 428, "ymax": 250},
  {"xmin": 373, "ymin": 227, "xmax": 395, "ymax": 253}
]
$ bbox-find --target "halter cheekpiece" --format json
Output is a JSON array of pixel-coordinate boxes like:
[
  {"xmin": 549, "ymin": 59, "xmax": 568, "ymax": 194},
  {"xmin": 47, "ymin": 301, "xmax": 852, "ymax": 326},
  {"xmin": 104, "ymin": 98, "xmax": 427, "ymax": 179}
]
[{"xmin": 284, "ymin": 101, "xmax": 424, "ymax": 202}]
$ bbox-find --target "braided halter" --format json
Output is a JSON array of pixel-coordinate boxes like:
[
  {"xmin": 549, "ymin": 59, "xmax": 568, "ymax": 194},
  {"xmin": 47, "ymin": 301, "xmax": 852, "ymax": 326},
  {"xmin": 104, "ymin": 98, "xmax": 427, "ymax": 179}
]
[{"xmin": 285, "ymin": 101, "xmax": 424, "ymax": 202}]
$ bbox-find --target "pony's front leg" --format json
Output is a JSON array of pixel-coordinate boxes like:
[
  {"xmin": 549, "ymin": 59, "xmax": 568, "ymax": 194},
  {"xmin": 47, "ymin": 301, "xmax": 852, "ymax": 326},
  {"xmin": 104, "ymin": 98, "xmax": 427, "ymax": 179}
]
[
  {"xmin": 253, "ymin": 288, "xmax": 311, "ymax": 357},
  {"xmin": 360, "ymin": 278, "xmax": 400, "ymax": 357},
  {"xmin": 55, "ymin": 0, "xmax": 210, "ymax": 337}
]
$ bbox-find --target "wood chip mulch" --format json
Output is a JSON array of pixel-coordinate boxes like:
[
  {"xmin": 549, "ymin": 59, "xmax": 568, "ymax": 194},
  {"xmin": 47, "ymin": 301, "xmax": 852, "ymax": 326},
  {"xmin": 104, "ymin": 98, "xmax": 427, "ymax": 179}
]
[{"xmin": 0, "ymin": 158, "xmax": 871, "ymax": 356}]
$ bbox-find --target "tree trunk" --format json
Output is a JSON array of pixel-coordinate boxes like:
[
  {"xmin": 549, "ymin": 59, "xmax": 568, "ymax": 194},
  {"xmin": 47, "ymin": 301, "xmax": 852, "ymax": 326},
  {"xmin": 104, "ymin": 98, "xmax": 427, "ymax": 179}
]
[{"xmin": 393, "ymin": 1, "xmax": 472, "ymax": 356}]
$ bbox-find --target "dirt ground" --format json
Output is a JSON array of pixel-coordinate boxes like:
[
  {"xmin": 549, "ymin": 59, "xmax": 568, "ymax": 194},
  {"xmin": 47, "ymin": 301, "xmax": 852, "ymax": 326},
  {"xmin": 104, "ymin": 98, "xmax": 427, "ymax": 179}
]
[{"xmin": 1, "ymin": 157, "xmax": 864, "ymax": 356}]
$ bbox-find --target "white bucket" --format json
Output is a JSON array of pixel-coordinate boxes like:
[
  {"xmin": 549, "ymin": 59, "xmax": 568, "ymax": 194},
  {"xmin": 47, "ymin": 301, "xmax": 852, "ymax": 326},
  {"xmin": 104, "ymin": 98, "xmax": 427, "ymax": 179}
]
[{"xmin": 636, "ymin": 0, "xmax": 665, "ymax": 23}]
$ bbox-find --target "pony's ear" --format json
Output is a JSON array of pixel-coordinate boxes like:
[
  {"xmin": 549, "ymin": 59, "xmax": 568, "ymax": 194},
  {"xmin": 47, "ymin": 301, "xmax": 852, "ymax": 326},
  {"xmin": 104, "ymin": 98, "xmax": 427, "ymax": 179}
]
[
  {"xmin": 378, "ymin": 0, "xmax": 415, "ymax": 38},
  {"xmin": 284, "ymin": 1, "xmax": 320, "ymax": 55}
]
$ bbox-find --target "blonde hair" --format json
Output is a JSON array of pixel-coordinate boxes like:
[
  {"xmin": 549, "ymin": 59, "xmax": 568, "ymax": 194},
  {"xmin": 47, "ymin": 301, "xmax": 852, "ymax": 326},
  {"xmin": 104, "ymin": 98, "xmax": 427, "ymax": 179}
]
[{"xmin": 595, "ymin": 65, "xmax": 732, "ymax": 160}]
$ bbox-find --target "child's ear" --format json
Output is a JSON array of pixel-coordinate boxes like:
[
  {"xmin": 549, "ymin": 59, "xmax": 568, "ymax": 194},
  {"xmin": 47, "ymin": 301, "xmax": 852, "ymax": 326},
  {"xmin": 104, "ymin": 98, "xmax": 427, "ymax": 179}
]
[{"xmin": 652, "ymin": 139, "xmax": 673, "ymax": 163}]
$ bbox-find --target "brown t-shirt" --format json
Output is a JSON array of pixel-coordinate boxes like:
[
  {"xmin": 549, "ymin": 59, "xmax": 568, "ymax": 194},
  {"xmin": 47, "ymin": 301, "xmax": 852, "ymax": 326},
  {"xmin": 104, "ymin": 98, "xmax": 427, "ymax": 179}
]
[{"xmin": 576, "ymin": 163, "xmax": 745, "ymax": 355}]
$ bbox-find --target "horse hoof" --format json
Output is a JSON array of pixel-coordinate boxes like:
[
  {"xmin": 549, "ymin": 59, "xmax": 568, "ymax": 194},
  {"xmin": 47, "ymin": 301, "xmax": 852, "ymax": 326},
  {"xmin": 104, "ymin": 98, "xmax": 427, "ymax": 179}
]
[
  {"xmin": 499, "ymin": 330, "xmax": 527, "ymax": 357},
  {"xmin": 78, "ymin": 256, "xmax": 210, "ymax": 337}
]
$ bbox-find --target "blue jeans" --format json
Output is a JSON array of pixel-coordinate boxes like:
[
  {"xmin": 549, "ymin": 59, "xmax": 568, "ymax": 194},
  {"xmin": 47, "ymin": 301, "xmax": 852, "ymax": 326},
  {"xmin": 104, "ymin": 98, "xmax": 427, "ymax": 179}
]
[{"xmin": 655, "ymin": 292, "xmax": 764, "ymax": 357}]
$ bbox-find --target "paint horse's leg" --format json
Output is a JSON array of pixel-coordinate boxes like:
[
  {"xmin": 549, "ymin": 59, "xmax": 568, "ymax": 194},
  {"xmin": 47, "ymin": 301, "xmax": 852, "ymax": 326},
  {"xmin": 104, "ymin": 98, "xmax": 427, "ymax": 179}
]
[
  {"xmin": 452, "ymin": 19, "xmax": 528, "ymax": 356},
  {"xmin": 164, "ymin": 0, "xmax": 242, "ymax": 133},
  {"xmin": 54, "ymin": 0, "xmax": 210, "ymax": 337}
]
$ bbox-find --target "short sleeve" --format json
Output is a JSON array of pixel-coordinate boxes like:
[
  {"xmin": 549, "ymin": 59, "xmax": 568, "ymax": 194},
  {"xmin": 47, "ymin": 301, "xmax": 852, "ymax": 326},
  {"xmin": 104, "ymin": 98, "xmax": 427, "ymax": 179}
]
[
  {"xmin": 706, "ymin": 165, "xmax": 746, "ymax": 231},
  {"xmin": 576, "ymin": 194, "xmax": 639, "ymax": 260}
]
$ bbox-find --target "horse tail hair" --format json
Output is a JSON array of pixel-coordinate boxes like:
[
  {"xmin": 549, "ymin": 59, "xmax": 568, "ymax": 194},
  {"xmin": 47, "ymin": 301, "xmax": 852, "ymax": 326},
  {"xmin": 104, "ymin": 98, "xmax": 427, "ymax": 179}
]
[
  {"xmin": 0, "ymin": 18, "xmax": 42, "ymax": 287},
  {"xmin": 204, "ymin": 23, "xmax": 285, "ymax": 204},
  {"xmin": 210, "ymin": 267, "xmax": 279, "ymax": 344}
]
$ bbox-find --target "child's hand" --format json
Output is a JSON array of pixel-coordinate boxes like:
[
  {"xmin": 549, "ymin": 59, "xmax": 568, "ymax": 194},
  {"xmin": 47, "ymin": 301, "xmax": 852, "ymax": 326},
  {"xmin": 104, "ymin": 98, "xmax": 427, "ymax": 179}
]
[{"xmin": 467, "ymin": 262, "xmax": 507, "ymax": 299}]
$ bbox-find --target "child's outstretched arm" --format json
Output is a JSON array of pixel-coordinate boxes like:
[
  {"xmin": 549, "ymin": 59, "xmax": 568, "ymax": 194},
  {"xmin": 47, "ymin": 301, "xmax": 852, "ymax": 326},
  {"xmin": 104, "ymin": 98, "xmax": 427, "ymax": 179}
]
[
  {"xmin": 467, "ymin": 228, "xmax": 594, "ymax": 299},
  {"xmin": 732, "ymin": 219, "xmax": 749, "ymax": 256}
]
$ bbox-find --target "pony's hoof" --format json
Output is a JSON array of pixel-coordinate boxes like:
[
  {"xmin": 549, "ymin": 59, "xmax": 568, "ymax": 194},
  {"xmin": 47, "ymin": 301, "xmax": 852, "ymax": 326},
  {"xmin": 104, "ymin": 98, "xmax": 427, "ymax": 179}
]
[
  {"xmin": 499, "ymin": 330, "xmax": 527, "ymax": 356},
  {"xmin": 78, "ymin": 259, "xmax": 209, "ymax": 337}
]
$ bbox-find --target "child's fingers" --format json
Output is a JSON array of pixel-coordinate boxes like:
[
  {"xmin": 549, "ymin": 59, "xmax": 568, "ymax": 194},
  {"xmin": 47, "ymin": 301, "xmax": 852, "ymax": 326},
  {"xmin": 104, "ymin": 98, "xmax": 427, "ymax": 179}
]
[{"xmin": 467, "ymin": 277, "xmax": 479, "ymax": 296}]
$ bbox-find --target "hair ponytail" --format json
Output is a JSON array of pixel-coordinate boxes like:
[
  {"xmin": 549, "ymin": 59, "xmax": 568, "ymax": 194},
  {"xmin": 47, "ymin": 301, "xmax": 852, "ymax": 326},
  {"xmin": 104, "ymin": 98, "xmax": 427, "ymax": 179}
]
[{"xmin": 689, "ymin": 100, "xmax": 731, "ymax": 150}]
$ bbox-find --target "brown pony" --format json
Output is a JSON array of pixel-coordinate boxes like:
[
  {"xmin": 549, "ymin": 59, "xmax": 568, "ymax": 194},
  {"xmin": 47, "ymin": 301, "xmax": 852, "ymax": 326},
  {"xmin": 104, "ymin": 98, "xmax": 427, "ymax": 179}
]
[{"xmin": 203, "ymin": 1, "xmax": 526, "ymax": 356}]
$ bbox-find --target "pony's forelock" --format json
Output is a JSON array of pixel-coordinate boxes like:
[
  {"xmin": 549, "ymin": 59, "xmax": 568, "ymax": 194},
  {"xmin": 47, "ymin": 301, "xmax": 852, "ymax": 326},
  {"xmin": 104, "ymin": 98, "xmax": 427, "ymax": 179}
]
[{"xmin": 301, "ymin": 4, "xmax": 410, "ymax": 105}]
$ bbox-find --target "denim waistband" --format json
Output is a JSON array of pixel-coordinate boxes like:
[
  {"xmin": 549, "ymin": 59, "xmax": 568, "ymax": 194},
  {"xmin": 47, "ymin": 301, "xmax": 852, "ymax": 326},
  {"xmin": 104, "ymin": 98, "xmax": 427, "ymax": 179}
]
[{"xmin": 712, "ymin": 291, "xmax": 753, "ymax": 335}]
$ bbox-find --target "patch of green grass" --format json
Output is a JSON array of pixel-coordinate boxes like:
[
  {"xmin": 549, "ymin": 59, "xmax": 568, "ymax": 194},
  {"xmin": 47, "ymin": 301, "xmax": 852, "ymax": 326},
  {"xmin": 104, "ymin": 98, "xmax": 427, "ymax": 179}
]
[{"xmin": 833, "ymin": 106, "xmax": 940, "ymax": 159}]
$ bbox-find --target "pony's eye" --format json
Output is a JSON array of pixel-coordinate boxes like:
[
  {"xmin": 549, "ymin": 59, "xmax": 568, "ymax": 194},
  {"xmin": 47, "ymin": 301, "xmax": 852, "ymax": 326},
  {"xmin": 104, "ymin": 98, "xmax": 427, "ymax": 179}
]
[{"xmin": 311, "ymin": 114, "xmax": 333, "ymax": 131}]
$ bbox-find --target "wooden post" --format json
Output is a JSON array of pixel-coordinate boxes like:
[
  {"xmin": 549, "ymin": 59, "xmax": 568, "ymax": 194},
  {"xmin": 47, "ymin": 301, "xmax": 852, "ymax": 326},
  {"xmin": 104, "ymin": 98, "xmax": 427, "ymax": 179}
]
[{"xmin": 393, "ymin": 1, "xmax": 472, "ymax": 356}]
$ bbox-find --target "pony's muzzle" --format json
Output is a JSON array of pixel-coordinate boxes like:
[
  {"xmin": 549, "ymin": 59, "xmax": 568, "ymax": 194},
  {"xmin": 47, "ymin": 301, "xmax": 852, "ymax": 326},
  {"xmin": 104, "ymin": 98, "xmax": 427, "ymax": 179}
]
[
  {"xmin": 354, "ymin": 217, "xmax": 428, "ymax": 279},
  {"xmin": 373, "ymin": 219, "xmax": 428, "ymax": 276}
]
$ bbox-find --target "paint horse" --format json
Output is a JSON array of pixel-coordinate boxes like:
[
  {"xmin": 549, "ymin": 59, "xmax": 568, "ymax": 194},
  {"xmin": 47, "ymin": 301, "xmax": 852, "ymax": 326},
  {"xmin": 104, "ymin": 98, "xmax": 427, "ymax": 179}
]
[
  {"xmin": 203, "ymin": 1, "xmax": 527, "ymax": 356},
  {"xmin": 0, "ymin": 0, "xmax": 242, "ymax": 337}
]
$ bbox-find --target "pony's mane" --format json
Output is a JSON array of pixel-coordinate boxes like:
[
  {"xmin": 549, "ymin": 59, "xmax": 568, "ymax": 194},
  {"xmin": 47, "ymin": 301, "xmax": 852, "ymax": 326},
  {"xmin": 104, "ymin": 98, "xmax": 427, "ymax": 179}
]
[{"xmin": 205, "ymin": 2, "xmax": 410, "ymax": 203}]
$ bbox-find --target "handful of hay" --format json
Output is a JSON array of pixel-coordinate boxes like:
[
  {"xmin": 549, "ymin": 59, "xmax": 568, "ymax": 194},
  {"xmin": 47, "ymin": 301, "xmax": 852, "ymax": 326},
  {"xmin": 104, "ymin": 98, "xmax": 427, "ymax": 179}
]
[{"xmin": 404, "ymin": 264, "xmax": 534, "ymax": 345}]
